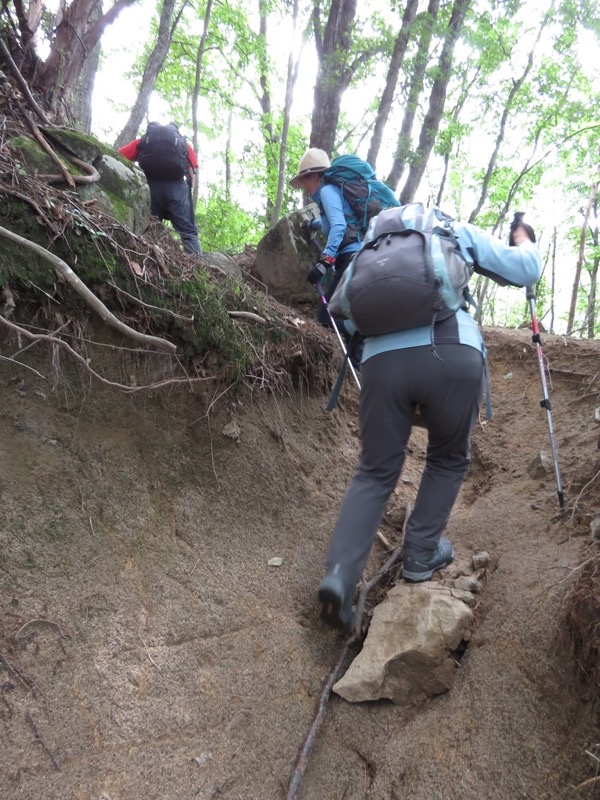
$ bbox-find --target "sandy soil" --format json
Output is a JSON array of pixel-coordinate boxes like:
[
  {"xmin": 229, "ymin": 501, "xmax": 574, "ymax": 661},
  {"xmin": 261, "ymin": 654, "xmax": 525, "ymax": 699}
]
[{"xmin": 1, "ymin": 325, "xmax": 599, "ymax": 800}]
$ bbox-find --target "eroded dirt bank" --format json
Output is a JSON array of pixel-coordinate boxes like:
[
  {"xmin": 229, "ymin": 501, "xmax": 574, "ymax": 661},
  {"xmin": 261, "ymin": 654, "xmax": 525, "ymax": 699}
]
[{"xmin": 1, "ymin": 326, "xmax": 599, "ymax": 800}]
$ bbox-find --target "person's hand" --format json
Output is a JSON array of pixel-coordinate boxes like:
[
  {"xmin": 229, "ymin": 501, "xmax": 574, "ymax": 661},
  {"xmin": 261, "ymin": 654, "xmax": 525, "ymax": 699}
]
[
  {"xmin": 307, "ymin": 254, "xmax": 335, "ymax": 286},
  {"xmin": 512, "ymin": 225, "xmax": 536, "ymax": 246},
  {"xmin": 509, "ymin": 211, "xmax": 536, "ymax": 245}
]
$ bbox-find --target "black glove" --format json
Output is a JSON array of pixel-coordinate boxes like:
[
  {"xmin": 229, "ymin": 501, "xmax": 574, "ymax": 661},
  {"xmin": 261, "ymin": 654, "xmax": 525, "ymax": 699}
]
[
  {"xmin": 509, "ymin": 212, "xmax": 536, "ymax": 246},
  {"xmin": 307, "ymin": 255, "xmax": 335, "ymax": 286},
  {"xmin": 300, "ymin": 219, "xmax": 314, "ymax": 240}
]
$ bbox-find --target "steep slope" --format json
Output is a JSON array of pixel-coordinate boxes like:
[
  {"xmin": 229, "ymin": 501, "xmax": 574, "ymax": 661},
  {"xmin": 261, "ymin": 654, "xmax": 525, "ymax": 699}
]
[{"xmin": 1, "ymin": 324, "xmax": 599, "ymax": 800}]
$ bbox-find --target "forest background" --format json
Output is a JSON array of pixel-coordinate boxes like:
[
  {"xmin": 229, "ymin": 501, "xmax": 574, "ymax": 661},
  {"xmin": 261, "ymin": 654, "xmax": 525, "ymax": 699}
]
[{"xmin": 4, "ymin": 0, "xmax": 600, "ymax": 336}]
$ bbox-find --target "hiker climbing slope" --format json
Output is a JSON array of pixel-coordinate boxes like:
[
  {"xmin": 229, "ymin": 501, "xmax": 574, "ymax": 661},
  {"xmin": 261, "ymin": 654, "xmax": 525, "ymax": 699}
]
[
  {"xmin": 119, "ymin": 122, "xmax": 202, "ymax": 255},
  {"xmin": 290, "ymin": 148, "xmax": 399, "ymax": 363},
  {"xmin": 318, "ymin": 204, "xmax": 542, "ymax": 632}
]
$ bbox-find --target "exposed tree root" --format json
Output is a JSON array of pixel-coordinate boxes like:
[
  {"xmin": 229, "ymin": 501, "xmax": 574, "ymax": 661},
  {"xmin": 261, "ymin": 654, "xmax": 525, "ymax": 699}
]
[{"xmin": 0, "ymin": 224, "xmax": 177, "ymax": 353}]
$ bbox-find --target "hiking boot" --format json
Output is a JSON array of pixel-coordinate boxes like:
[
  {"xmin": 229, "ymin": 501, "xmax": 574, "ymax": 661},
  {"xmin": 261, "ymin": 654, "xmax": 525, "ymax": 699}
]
[
  {"xmin": 318, "ymin": 565, "xmax": 355, "ymax": 631},
  {"xmin": 402, "ymin": 537, "xmax": 454, "ymax": 582}
]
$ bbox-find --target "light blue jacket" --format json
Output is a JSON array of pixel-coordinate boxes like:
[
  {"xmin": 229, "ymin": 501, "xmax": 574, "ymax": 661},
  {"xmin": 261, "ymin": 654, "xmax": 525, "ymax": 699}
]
[
  {"xmin": 311, "ymin": 184, "xmax": 363, "ymax": 259},
  {"xmin": 335, "ymin": 218, "xmax": 542, "ymax": 362}
]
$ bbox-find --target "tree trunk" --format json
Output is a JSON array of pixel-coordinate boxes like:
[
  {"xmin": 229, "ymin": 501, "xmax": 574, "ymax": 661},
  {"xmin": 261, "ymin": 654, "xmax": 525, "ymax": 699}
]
[
  {"xmin": 399, "ymin": 0, "xmax": 471, "ymax": 205},
  {"xmin": 468, "ymin": 13, "xmax": 549, "ymax": 223},
  {"xmin": 366, "ymin": 0, "xmax": 418, "ymax": 171},
  {"xmin": 550, "ymin": 225, "xmax": 557, "ymax": 334},
  {"xmin": 191, "ymin": 0, "xmax": 214, "ymax": 208},
  {"xmin": 113, "ymin": 0, "xmax": 183, "ymax": 149},
  {"xmin": 309, "ymin": 0, "xmax": 358, "ymax": 155},
  {"xmin": 68, "ymin": 0, "xmax": 102, "ymax": 133},
  {"xmin": 435, "ymin": 69, "xmax": 479, "ymax": 207},
  {"xmin": 270, "ymin": 0, "xmax": 302, "ymax": 228},
  {"xmin": 34, "ymin": 0, "xmax": 137, "ymax": 117},
  {"xmin": 386, "ymin": 0, "xmax": 439, "ymax": 191},
  {"xmin": 258, "ymin": 0, "xmax": 275, "ymax": 222},
  {"xmin": 586, "ymin": 194, "xmax": 599, "ymax": 338},
  {"xmin": 567, "ymin": 185, "xmax": 596, "ymax": 336}
]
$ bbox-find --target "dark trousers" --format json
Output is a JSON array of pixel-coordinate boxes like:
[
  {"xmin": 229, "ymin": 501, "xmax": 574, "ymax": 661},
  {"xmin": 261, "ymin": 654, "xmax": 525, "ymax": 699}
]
[
  {"xmin": 325, "ymin": 344, "xmax": 484, "ymax": 585},
  {"xmin": 148, "ymin": 179, "xmax": 202, "ymax": 254}
]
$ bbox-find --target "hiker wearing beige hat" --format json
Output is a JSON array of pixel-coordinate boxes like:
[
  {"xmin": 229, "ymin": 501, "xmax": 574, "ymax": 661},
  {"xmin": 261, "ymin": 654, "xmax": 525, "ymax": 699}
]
[{"xmin": 290, "ymin": 148, "xmax": 362, "ymax": 350}]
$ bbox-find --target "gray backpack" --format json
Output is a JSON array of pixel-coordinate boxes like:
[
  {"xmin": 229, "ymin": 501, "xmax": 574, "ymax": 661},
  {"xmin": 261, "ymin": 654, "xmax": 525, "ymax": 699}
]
[{"xmin": 331, "ymin": 203, "xmax": 474, "ymax": 336}]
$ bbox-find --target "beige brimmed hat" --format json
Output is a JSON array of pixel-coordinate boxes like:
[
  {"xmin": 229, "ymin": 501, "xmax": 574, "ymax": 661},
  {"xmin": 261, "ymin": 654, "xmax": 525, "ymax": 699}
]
[{"xmin": 289, "ymin": 148, "xmax": 330, "ymax": 188}]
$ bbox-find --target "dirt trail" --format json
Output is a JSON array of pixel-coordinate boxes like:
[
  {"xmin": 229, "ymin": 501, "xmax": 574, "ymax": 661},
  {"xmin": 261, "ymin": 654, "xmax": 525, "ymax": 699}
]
[{"xmin": 0, "ymin": 326, "xmax": 599, "ymax": 800}]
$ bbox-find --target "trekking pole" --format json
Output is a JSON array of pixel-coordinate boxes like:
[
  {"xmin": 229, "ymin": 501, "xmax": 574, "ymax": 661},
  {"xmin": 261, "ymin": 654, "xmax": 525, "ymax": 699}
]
[
  {"xmin": 316, "ymin": 283, "xmax": 361, "ymax": 392},
  {"xmin": 305, "ymin": 232, "xmax": 361, "ymax": 392},
  {"xmin": 526, "ymin": 285, "xmax": 565, "ymax": 511}
]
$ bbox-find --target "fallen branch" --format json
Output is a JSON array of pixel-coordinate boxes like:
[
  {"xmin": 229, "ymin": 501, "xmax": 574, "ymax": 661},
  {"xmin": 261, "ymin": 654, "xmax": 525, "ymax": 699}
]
[
  {"xmin": 0, "ymin": 315, "xmax": 215, "ymax": 392},
  {"xmin": 286, "ymin": 638, "xmax": 356, "ymax": 800},
  {"xmin": 353, "ymin": 503, "xmax": 411, "ymax": 638},
  {"xmin": 286, "ymin": 505, "xmax": 411, "ymax": 800},
  {"xmin": 0, "ymin": 224, "xmax": 177, "ymax": 353},
  {"xmin": 228, "ymin": 310, "xmax": 267, "ymax": 324},
  {"xmin": 573, "ymin": 775, "xmax": 600, "ymax": 792}
]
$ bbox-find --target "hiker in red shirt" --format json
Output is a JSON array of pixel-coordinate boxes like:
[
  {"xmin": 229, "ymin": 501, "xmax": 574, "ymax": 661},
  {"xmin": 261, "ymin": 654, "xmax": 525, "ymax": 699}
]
[{"xmin": 119, "ymin": 122, "xmax": 202, "ymax": 255}]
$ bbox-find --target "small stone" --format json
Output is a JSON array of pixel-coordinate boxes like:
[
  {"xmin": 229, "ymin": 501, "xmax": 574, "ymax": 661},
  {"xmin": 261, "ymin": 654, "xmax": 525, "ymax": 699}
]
[
  {"xmin": 455, "ymin": 575, "xmax": 482, "ymax": 594},
  {"xmin": 472, "ymin": 551, "xmax": 490, "ymax": 570},
  {"xmin": 222, "ymin": 419, "xmax": 241, "ymax": 443},
  {"xmin": 527, "ymin": 451, "xmax": 553, "ymax": 480},
  {"xmin": 503, "ymin": 372, "xmax": 513, "ymax": 380},
  {"xmin": 594, "ymin": 407, "xmax": 600, "ymax": 424},
  {"xmin": 267, "ymin": 557, "xmax": 283, "ymax": 567},
  {"xmin": 531, "ymin": 502, "xmax": 541, "ymax": 510},
  {"xmin": 590, "ymin": 514, "xmax": 600, "ymax": 541},
  {"xmin": 446, "ymin": 564, "xmax": 461, "ymax": 579}
]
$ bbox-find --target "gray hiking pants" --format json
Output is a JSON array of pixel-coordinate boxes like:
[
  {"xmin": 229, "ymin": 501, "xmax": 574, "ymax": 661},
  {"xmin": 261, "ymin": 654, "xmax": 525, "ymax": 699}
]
[{"xmin": 325, "ymin": 344, "xmax": 484, "ymax": 585}]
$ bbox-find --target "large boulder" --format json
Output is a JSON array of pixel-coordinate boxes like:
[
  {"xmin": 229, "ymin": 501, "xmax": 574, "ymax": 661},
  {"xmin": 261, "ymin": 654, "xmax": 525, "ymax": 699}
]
[
  {"xmin": 255, "ymin": 203, "xmax": 323, "ymax": 306},
  {"xmin": 8, "ymin": 128, "xmax": 150, "ymax": 235},
  {"xmin": 333, "ymin": 582, "xmax": 475, "ymax": 705}
]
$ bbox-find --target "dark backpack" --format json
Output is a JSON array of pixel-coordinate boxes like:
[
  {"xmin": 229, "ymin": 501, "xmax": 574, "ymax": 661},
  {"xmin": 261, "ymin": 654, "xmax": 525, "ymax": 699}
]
[
  {"xmin": 331, "ymin": 203, "xmax": 475, "ymax": 337},
  {"xmin": 321, "ymin": 155, "xmax": 400, "ymax": 247},
  {"xmin": 137, "ymin": 122, "xmax": 189, "ymax": 181}
]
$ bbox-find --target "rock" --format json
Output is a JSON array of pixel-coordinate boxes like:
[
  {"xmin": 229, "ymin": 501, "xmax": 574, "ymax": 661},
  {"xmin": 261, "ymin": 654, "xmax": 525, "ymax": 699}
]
[
  {"xmin": 333, "ymin": 582, "xmax": 474, "ymax": 705},
  {"xmin": 472, "ymin": 551, "xmax": 490, "ymax": 570},
  {"xmin": 222, "ymin": 420, "xmax": 241, "ymax": 443},
  {"xmin": 80, "ymin": 154, "xmax": 150, "ymax": 234},
  {"xmin": 455, "ymin": 575, "xmax": 482, "ymax": 594},
  {"xmin": 527, "ymin": 450, "xmax": 553, "ymax": 480},
  {"xmin": 446, "ymin": 564, "xmax": 462, "ymax": 580},
  {"xmin": 202, "ymin": 253, "xmax": 243, "ymax": 280},
  {"xmin": 255, "ymin": 204, "xmax": 321, "ymax": 306},
  {"xmin": 9, "ymin": 129, "xmax": 151, "ymax": 235}
]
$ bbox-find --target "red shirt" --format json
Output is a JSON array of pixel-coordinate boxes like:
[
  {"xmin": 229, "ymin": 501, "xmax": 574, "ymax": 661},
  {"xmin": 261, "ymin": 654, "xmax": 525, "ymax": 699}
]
[{"xmin": 118, "ymin": 138, "xmax": 199, "ymax": 170}]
